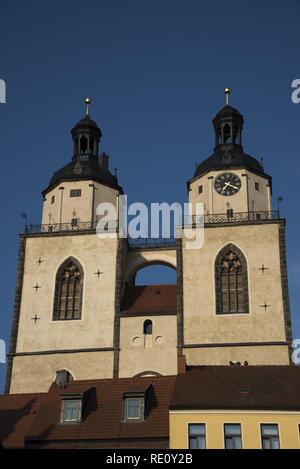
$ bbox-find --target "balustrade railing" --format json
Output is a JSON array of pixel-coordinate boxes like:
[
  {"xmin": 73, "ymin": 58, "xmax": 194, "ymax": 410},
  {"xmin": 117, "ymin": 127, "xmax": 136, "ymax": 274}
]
[{"xmin": 24, "ymin": 211, "xmax": 280, "ymax": 249}]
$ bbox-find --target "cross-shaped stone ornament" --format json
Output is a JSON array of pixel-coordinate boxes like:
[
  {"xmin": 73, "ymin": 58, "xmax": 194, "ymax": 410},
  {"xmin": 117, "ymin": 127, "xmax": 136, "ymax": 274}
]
[
  {"xmin": 94, "ymin": 269, "xmax": 103, "ymax": 278},
  {"xmin": 31, "ymin": 314, "xmax": 40, "ymax": 323},
  {"xmin": 260, "ymin": 301, "xmax": 271, "ymax": 310}
]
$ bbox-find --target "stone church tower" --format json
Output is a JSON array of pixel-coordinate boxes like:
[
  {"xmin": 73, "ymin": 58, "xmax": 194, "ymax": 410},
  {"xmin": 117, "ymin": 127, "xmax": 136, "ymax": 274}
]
[{"xmin": 5, "ymin": 93, "xmax": 293, "ymax": 394}]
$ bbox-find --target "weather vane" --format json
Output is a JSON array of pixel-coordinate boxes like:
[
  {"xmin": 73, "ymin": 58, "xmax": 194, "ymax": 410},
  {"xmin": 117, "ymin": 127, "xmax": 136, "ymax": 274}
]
[
  {"xmin": 224, "ymin": 87, "xmax": 231, "ymax": 105},
  {"xmin": 85, "ymin": 97, "xmax": 92, "ymax": 116}
]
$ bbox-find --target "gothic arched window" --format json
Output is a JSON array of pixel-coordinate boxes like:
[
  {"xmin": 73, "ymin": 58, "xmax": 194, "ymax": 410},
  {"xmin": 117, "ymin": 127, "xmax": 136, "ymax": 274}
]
[
  {"xmin": 215, "ymin": 244, "xmax": 249, "ymax": 314},
  {"xmin": 53, "ymin": 258, "xmax": 83, "ymax": 320}
]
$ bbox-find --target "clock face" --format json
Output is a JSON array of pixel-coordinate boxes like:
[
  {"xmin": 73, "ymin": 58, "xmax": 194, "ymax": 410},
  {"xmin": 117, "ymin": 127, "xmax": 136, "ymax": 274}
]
[{"xmin": 214, "ymin": 173, "xmax": 241, "ymax": 196}]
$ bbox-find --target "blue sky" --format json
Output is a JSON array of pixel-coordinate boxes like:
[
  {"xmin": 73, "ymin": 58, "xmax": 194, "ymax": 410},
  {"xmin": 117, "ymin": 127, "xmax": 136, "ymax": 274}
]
[{"xmin": 1, "ymin": 0, "xmax": 300, "ymax": 392}]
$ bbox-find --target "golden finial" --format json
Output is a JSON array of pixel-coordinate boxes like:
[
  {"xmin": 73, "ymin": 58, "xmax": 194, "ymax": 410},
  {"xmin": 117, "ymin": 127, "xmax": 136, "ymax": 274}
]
[
  {"xmin": 85, "ymin": 97, "xmax": 92, "ymax": 116},
  {"xmin": 224, "ymin": 87, "xmax": 231, "ymax": 105}
]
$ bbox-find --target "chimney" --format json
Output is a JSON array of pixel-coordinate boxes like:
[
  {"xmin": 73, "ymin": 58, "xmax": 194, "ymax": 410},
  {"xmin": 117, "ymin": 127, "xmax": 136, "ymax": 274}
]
[{"xmin": 178, "ymin": 355, "xmax": 186, "ymax": 374}]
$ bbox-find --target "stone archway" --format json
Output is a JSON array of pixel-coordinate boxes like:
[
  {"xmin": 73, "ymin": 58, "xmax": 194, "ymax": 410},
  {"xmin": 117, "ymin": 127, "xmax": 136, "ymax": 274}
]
[{"xmin": 125, "ymin": 249, "xmax": 177, "ymax": 286}]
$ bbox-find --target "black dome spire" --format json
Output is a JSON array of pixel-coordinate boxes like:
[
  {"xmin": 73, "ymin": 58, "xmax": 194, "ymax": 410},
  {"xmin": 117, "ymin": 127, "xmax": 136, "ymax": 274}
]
[
  {"xmin": 43, "ymin": 98, "xmax": 122, "ymax": 195},
  {"xmin": 190, "ymin": 90, "xmax": 271, "ymax": 187},
  {"xmin": 212, "ymin": 104, "xmax": 244, "ymax": 150},
  {"xmin": 71, "ymin": 98, "xmax": 102, "ymax": 159}
]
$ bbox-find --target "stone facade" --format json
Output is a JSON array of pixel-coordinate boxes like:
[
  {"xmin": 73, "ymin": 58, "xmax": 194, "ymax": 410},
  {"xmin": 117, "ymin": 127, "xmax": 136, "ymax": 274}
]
[{"xmin": 5, "ymin": 101, "xmax": 293, "ymax": 394}]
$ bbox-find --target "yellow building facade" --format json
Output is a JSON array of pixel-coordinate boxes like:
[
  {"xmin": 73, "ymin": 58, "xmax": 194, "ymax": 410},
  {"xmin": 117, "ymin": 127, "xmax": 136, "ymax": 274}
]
[
  {"xmin": 170, "ymin": 410, "xmax": 300, "ymax": 449},
  {"xmin": 169, "ymin": 364, "xmax": 300, "ymax": 450}
]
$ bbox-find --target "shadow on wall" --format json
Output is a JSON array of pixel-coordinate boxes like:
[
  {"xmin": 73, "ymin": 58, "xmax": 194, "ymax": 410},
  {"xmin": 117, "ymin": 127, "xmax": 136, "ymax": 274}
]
[{"xmin": 0, "ymin": 398, "xmax": 39, "ymax": 448}]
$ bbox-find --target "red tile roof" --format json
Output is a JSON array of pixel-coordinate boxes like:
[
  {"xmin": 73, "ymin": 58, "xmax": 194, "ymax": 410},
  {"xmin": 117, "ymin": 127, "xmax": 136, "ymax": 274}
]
[
  {"xmin": 121, "ymin": 285, "xmax": 177, "ymax": 314},
  {"xmin": 24, "ymin": 375, "xmax": 176, "ymax": 448},
  {"xmin": 170, "ymin": 366, "xmax": 300, "ymax": 411},
  {"xmin": 0, "ymin": 393, "xmax": 43, "ymax": 448}
]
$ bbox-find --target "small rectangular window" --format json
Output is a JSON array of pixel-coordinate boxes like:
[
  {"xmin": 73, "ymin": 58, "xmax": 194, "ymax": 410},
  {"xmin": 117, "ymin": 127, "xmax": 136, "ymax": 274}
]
[
  {"xmin": 51, "ymin": 195, "xmax": 55, "ymax": 204},
  {"xmin": 127, "ymin": 398, "xmax": 142, "ymax": 419},
  {"xmin": 255, "ymin": 182, "xmax": 260, "ymax": 191},
  {"xmin": 123, "ymin": 394, "xmax": 145, "ymax": 422},
  {"xmin": 61, "ymin": 398, "xmax": 82, "ymax": 424},
  {"xmin": 224, "ymin": 424, "xmax": 242, "ymax": 449},
  {"xmin": 227, "ymin": 209, "xmax": 233, "ymax": 218},
  {"xmin": 261, "ymin": 424, "xmax": 280, "ymax": 449},
  {"xmin": 189, "ymin": 424, "xmax": 206, "ymax": 449},
  {"xmin": 198, "ymin": 185, "xmax": 203, "ymax": 194},
  {"xmin": 71, "ymin": 218, "xmax": 78, "ymax": 227},
  {"xmin": 70, "ymin": 189, "xmax": 82, "ymax": 197}
]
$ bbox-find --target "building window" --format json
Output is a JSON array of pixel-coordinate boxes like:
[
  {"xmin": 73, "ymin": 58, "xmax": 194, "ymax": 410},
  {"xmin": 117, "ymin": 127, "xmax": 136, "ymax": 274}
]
[
  {"xmin": 71, "ymin": 218, "xmax": 78, "ymax": 227},
  {"xmin": 198, "ymin": 185, "xmax": 203, "ymax": 194},
  {"xmin": 51, "ymin": 195, "xmax": 55, "ymax": 204},
  {"xmin": 189, "ymin": 424, "xmax": 206, "ymax": 449},
  {"xmin": 63, "ymin": 400, "xmax": 81, "ymax": 422},
  {"xmin": 215, "ymin": 244, "xmax": 249, "ymax": 315},
  {"xmin": 143, "ymin": 320, "xmax": 152, "ymax": 335},
  {"xmin": 123, "ymin": 394, "xmax": 145, "ymax": 422},
  {"xmin": 70, "ymin": 189, "xmax": 82, "ymax": 197},
  {"xmin": 224, "ymin": 424, "xmax": 242, "ymax": 449},
  {"xmin": 53, "ymin": 257, "xmax": 83, "ymax": 320},
  {"xmin": 60, "ymin": 393, "xmax": 83, "ymax": 424},
  {"xmin": 261, "ymin": 424, "xmax": 280, "ymax": 449},
  {"xmin": 226, "ymin": 208, "xmax": 233, "ymax": 218},
  {"xmin": 255, "ymin": 182, "xmax": 260, "ymax": 191}
]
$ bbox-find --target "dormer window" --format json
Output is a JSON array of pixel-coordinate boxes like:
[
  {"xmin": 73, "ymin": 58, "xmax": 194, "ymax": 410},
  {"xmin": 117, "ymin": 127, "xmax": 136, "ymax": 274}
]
[
  {"xmin": 60, "ymin": 393, "xmax": 83, "ymax": 424},
  {"xmin": 122, "ymin": 384, "xmax": 152, "ymax": 422},
  {"xmin": 222, "ymin": 155, "xmax": 232, "ymax": 164},
  {"xmin": 126, "ymin": 397, "xmax": 144, "ymax": 420},
  {"xmin": 123, "ymin": 393, "xmax": 145, "ymax": 422}
]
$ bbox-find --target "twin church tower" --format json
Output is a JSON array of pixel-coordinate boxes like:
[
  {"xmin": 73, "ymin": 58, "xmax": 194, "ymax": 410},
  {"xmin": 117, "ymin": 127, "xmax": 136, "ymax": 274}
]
[{"xmin": 5, "ymin": 91, "xmax": 292, "ymax": 394}]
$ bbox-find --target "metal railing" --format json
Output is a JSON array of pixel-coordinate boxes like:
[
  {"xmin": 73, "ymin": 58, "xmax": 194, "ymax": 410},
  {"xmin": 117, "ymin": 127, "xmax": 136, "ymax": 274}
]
[
  {"xmin": 24, "ymin": 220, "xmax": 118, "ymax": 234},
  {"xmin": 24, "ymin": 211, "xmax": 280, "ymax": 241},
  {"xmin": 184, "ymin": 210, "xmax": 279, "ymax": 226},
  {"xmin": 128, "ymin": 237, "xmax": 177, "ymax": 249}
]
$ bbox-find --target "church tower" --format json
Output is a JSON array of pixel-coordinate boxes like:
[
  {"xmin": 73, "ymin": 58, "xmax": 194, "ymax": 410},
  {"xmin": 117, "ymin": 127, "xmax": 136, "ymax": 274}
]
[
  {"xmin": 5, "ymin": 99, "xmax": 124, "ymax": 394},
  {"xmin": 5, "ymin": 91, "xmax": 293, "ymax": 395},
  {"xmin": 180, "ymin": 88, "xmax": 292, "ymax": 366}
]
